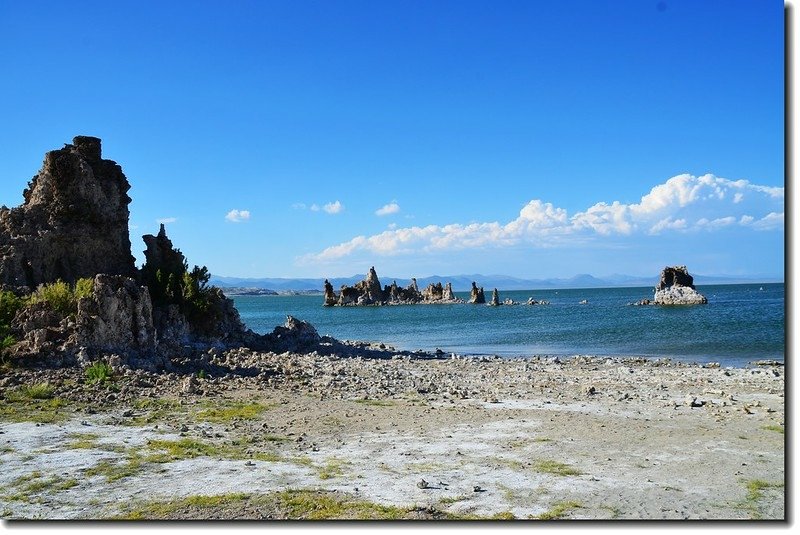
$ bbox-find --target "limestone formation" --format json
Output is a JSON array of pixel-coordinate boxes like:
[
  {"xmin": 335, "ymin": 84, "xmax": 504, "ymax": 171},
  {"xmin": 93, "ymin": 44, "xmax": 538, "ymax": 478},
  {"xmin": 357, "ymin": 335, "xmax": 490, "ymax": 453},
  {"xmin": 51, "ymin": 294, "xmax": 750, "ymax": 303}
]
[
  {"xmin": 469, "ymin": 282, "xmax": 485, "ymax": 304},
  {"xmin": 0, "ymin": 136, "xmax": 137, "ymax": 287},
  {"xmin": 140, "ymin": 224, "xmax": 248, "ymax": 343},
  {"xmin": 653, "ymin": 266, "xmax": 707, "ymax": 305},
  {"xmin": 72, "ymin": 275, "xmax": 158, "ymax": 358},
  {"xmin": 265, "ymin": 315, "xmax": 321, "ymax": 352},
  {"xmin": 323, "ymin": 279, "xmax": 336, "ymax": 306},
  {"xmin": 324, "ymin": 268, "xmax": 466, "ymax": 305},
  {"xmin": 141, "ymin": 224, "xmax": 187, "ymax": 288},
  {"xmin": 1, "ymin": 136, "xmax": 254, "ymax": 369},
  {"xmin": 443, "ymin": 282, "xmax": 456, "ymax": 301},
  {"xmin": 7, "ymin": 274, "xmax": 167, "ymax": 370},
  {"xmin": 352, "ymin": 266, "xmax": 384, "ymax": 304},
  {"xmin": 489, "ymin": 288, "xmax": 501, "ymax": 306}
]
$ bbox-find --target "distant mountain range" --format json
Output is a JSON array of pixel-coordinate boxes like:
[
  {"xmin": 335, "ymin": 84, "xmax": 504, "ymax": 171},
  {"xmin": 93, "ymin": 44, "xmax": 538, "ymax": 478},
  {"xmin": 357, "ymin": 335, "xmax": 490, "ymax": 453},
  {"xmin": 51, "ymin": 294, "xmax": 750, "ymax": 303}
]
[{"xmin": 210, "ymin": 273, "xmax": 783, "ymax": 293}]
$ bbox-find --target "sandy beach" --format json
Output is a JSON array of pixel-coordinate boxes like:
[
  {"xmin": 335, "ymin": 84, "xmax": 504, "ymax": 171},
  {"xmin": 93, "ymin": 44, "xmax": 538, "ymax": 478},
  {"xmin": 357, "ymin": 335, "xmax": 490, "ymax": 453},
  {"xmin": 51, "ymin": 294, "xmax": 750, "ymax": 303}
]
[{"xmin": 0, "ymin": 348, "xmax": 785, "ymax": 520}]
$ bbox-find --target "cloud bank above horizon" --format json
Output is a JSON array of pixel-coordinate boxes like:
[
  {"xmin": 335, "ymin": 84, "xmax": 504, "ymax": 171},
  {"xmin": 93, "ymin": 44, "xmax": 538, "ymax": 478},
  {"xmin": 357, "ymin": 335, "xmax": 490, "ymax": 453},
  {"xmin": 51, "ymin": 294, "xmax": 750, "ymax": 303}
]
[{"xmin": 298, "ymin": 174, "xmax": 783, "ymax": 266}]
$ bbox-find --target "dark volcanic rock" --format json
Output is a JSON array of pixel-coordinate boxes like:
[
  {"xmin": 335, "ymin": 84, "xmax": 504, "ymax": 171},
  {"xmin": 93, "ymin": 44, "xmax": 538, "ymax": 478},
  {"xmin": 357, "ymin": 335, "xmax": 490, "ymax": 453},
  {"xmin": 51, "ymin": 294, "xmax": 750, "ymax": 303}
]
[{"xmin": 0, "ymin": 136, "xmax": 137, "ymax": 288}]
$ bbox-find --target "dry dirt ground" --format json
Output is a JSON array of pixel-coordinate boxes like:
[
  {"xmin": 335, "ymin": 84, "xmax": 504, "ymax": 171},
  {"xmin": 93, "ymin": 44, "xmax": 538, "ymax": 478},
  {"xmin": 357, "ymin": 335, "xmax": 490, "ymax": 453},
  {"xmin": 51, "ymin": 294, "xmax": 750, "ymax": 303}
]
[{"xmin": 0, "ymin": 354, "xmax": 785, "ymax": 521}]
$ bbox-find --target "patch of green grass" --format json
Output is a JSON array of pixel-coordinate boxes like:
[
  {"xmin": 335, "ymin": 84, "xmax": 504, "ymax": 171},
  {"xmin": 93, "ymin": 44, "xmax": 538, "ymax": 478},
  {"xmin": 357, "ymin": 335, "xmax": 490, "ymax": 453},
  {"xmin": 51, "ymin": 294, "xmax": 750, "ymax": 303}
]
[
  {"xmin": 739, "ymin": 479, "xmax": 784, "ymax": 519},
  {"xmin": 116, "ymin": 493, "xmax": 252, "ymax": 520},
  {"xmin": 194, "ymin": 401, "xmax": 270, "ymax": 422},
  {"xmin": 125, "ymin": 397, "xmax": 183, "ymax": 426},
  {"xmin": 117, "ymin": 490, "xmax": 419, "ymax": 520},
  {"xmin": 0, "ymin": 396, "xmax": 70, "ymax": 423},
  {"xmin": 66, "ymin": 432, "xmax": 100, "ymax": 450},
  {"xmin": 745, "ymin": 479, "xmax": 783, "ymax": 502},
  {"xmin": 763, "ymin": 425, "xmax": 784, "ymax": 435},
  {"xmin": 147, "ymin": 438, "xmax": 222, "ymax": 460},
  {"xmin": 252, "ymin": 451, "xmax": 283, "ymax": 462},
  {"xmin": 275, "ymin": 490, "xmax": 411, "ymax": 520},
  {"xmin": 85, "ymin": 361, "xmax": 113, "ymax": 385},
  {"xmin": 533, "ymin": 500, "xmax": 582, "ymax": 520},
  {"xmin": 439, "ymin": 494, "xmax": 470, "ymax": 505},
  {"xmin": 2, "ymin": 471, "xmax": 78, "ymax": 502},
  {"xmin": 5, "ymin": 382, "xmax": 55, "ymax": 401},
  {"xmin": 741, "ymin": 478, "xmax": 784, "ymax": 519},
  {"xmin": 145, "ymin": 436, "xmax": 283, "ymax": 464},
  {"xmin": 496, "ymin": 483, "xmax": 517, "ymax": 502},
  {"xmin": 116, "ymin": 488, "xmax": 540, "ymax": 520},
  {"xmin": 85, "ymin": 455, "xmax": 146, "ymax": 482},
  {"xmin": 532, "ymin": 459, "xmax": 582, "ymax": 476},
  {"xmin": 317, "ymin": 457, "xmax": 350, "ymax": 480},
  {"xmin": 490, "ymin": 511, "xmax": 516, "ymax": 520},
  {"xmin": 354, "ymin": 399, "xmax": 395, "ymax": 407}
]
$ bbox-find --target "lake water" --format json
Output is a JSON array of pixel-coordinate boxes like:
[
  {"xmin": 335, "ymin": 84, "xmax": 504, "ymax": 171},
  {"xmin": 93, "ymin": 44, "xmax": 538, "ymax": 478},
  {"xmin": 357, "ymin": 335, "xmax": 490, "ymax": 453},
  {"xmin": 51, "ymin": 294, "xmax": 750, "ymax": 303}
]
[{"xmin": 232, "ymin": 283, "xmax": 785, "ymax": 367}]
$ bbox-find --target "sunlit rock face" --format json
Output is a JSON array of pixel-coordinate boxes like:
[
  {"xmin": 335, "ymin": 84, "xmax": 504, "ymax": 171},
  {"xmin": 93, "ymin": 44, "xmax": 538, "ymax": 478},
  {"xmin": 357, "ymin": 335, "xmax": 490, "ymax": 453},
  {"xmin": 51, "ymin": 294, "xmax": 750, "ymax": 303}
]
[{"xmin": 0, "ymin": 136, "xmax": 136, "ymax": 288}]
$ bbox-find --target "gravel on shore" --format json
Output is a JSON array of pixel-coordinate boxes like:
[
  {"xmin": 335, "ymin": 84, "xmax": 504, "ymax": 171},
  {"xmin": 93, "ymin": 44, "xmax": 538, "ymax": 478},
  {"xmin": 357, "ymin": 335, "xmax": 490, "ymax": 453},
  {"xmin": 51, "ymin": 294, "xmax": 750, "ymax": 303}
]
[{"xmin": 0, "ymin": 349, "xmax": 785, "ymax": 520}]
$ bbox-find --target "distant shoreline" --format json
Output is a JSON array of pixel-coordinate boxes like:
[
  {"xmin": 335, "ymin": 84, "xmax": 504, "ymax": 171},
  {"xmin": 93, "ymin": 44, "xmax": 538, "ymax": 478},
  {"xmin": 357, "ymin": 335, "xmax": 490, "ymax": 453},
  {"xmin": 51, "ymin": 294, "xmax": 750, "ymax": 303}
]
[{"xmin": 224, "ymin": 280, "xmax": 784, "ymax": 296}]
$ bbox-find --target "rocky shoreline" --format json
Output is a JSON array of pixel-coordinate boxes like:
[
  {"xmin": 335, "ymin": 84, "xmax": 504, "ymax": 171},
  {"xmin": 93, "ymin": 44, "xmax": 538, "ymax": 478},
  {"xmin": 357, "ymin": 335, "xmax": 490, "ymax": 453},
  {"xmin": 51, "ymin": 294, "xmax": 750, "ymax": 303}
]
[{"xmin": 0, "ymin": 349, "xmax": 785, "ymax": 520}]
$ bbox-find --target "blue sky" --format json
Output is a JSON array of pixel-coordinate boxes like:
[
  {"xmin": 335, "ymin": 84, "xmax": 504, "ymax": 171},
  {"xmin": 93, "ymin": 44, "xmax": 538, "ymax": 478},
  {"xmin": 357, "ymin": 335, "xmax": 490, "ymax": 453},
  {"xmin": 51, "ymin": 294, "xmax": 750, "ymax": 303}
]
[{"xmin": 0, "ymin": 0, "xmax": 785, "ymax": 279}]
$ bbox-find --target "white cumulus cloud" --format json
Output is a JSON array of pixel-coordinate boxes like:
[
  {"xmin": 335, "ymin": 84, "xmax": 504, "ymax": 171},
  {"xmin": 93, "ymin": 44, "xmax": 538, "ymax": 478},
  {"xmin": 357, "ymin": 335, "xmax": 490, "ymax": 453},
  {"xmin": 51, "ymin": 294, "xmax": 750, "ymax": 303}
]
[
  {"xmin": 323, "ymin": 201, "xmax": 344, "ymax": 214},
  {"xmin": 751, "ymin": 212, "xmax": 784, "ymax": 230},
  {"xmin": 157, "ymin": 217, "xmax": 177, "ymax": 224},
  {"xmin": 225, "ymin": 209, "xmax": 251, "ymax": 223},
  {"xmin": 298, "ymin": 173, "xmax": 783, "ymax": 264},
  {"xmin": 375, "ymin": 202, "xmax": 401, "ymax": 216}
]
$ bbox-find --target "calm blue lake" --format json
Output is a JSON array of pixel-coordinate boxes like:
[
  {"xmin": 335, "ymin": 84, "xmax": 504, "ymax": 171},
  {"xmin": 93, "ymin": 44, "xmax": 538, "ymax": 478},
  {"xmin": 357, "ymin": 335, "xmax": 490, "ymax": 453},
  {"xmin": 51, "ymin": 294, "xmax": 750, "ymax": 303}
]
[{"xmin": 232, "ymin": 283, "xmax": 784, "ymax": 367}]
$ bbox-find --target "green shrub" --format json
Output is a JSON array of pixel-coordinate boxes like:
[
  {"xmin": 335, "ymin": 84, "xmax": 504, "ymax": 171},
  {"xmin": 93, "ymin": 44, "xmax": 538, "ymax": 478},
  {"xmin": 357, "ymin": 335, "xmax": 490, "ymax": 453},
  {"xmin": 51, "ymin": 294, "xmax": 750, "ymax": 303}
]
[
  {"xmin": 1, "ymin": 290, "xmax": 23, "ymax": 341},
  {"xmin": 1, "ymin": 334, "xmax": 15, "ymax": 351},
  {"xmin": 85, "ymin": 361, "xmax": 113, "ymax": 385},
  {"xmin": 29, "ymin": 280, "xmax": 74, "ymax": 315},
  {"xmin": 74, "ymin": 277, "xmax": 95, "ymax": 300},
  {"xmin": 23, "ymin": 382, "xmax": 55, "ymax": 399},
  {"xmin": 27, "ymin": 278, "xmax": 95, "ymax": 317},
  {"xmin": 5, "ymin": 382, "xmax": 54, "ymax": 401},
  {"xmin": 143, "ymin": 254, "xmax": 219, "ymax": 333}
]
